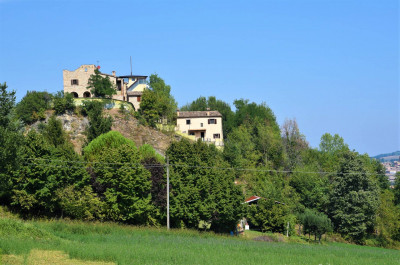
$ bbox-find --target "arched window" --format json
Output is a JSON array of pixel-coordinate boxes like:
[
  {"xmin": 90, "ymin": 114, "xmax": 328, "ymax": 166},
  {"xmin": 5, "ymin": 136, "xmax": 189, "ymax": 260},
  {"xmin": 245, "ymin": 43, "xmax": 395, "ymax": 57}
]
[
  {"xmin": 71, "ymin": 92, "xmax": 78, "ymax": 98},
  {"xmin": 83, "ymin": 91, "xmax": 91, "ymax": 98}
]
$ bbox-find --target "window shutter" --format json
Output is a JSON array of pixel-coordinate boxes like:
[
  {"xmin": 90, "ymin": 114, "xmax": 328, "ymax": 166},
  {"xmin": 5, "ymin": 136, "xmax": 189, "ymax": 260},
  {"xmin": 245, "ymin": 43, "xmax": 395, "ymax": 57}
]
[
  {"xmin": 208, "ymin": 119, "xmax": 210, "ymax": 124},
  {"xmin": 215, "ymin": 119, "xmax": 217, "ymax": 124},
  {"xmin": 71, "ymin": 80, "xmax": 73, "ymax": 85}
]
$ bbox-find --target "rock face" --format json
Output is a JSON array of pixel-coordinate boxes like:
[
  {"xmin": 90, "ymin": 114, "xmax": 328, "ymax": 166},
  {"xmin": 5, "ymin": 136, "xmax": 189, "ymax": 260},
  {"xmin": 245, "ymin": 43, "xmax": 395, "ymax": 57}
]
[
  {"xmin": 108, "ymin": 109, "xmax": 174, "ymax": 156},
  {"xmin": 30, "ymin": 110, "xmax": 175, "ymax": 155}
]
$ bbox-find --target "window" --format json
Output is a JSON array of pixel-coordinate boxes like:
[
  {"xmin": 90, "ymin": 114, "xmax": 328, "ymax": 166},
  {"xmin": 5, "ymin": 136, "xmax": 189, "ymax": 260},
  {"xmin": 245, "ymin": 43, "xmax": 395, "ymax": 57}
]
[
  {"xmin": 71, "ymin": 79, "xmax": 79, "ymax": 85},
  {"xmin": 189, "ymin": 132, "xmax": 195, "ymax": 136},
  {"xmin": 200, "ymin": 123, "xmax": 203, "ymax": 127},
  {"xmin": 213, "ymin": 134, "xmax": 220, "ymax": 139},
  {"xmin": 208, "ymin": 119, "xmax": 217, "ymax": 124},
  {"xmin": 137, "ymin": 96, "xmax": 141, "ymax": 102},
  {"xmin": 186, "ymin": 119, "xmax": 191, "ymax": 125}
]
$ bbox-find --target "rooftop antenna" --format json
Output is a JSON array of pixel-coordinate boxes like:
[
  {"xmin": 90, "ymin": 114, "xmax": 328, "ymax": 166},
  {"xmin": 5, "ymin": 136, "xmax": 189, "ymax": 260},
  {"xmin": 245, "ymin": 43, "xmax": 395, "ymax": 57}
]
[{"xmin": 130, "ymin": 56, "xmax": 132, "ymax": 76}]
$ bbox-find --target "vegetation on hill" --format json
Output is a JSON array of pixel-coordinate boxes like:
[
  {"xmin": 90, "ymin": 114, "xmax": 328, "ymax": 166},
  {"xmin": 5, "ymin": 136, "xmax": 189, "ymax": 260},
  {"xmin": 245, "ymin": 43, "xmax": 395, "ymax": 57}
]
[
  {"xmin": 87, "ymin": 68, "xmax": 116, "ymax": 98},
  {"xmin": 1, "ymin": 80, "xmax": 399, "ymax": 249},
  {"xmin": 138, "ymin": 74, "xmax": 177, "ymax": 126},
  {"xmin": 373, "ymin": 151, "xmax": 400, "ymax": 160}
]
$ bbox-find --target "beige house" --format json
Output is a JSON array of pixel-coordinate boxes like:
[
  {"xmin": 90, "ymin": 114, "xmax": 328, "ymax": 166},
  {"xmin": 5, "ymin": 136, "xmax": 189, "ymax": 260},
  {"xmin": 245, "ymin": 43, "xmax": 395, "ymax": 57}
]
[
  {"xmin": 176, "ymin": 110, "xmax": 224, "ymax": 146},
  {"xmin": 63, "ymin": 64, "xmax": 147, "ymax": 110}
]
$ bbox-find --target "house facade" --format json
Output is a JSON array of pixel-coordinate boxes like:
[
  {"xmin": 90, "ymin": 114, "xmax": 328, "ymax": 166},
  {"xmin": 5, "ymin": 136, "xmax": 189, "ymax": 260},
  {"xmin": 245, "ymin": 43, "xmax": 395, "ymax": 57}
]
[
  {"xmin": 63, "ymin": 64, "xmax": 147, "ymax": 110},
  {"xmin": 175, "ymin": 110, "xmax": 224, "ymax": 146}
]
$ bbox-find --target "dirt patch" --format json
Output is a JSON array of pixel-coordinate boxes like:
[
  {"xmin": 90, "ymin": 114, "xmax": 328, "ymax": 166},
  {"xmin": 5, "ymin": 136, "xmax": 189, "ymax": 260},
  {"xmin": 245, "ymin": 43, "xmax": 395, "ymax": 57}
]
[
  {"xmin": 1, "ymin": 249, "xmax": 115, "ymax": 265},
  {"xmin": 253, "ymin": 236, "xmax": 276, "ymax": 242}
]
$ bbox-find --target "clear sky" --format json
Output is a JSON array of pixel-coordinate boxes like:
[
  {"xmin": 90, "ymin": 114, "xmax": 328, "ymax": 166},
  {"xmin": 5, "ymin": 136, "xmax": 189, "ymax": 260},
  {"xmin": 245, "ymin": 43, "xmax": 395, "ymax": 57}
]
[{"xmin": 0, "ymin": 0, "xmax": 398, "ymax": 156}]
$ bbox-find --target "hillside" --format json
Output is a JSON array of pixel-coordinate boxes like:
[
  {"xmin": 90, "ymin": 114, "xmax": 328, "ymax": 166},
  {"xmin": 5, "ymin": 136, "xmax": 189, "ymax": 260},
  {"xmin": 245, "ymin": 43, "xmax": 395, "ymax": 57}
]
[
  {"xmin": 373, "ymin": 151, "xmax": 400, "ymax": 162},
  {"xmin": 31, "ymin": 109, "xmax": 176, "ymax": 155}
]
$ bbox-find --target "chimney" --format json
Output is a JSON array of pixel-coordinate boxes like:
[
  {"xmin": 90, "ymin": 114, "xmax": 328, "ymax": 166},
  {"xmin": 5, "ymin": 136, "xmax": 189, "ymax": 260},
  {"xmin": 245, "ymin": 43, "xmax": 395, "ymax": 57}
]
[
  {"xmin": 112, "ymin": 71, "xmax": 116, "ymax": 76},
  {"xmin": 177, "ymin": 109, "xmax": 180, "ymax": 117}
]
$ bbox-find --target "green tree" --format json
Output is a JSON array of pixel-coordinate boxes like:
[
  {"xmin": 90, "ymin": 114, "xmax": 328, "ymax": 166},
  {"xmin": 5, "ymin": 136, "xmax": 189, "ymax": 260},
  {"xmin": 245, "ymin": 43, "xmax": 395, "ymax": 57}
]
[
  {"xmin": 319, "ymin": 133, "xmax": 349, "ymax": 154},
  {"xmin": 299, "ymin": 208, "xmax": 332, "ymax": 242},
  {"xmin": 394, "ymin": 172, "xmax": 400, "ymax": 205},
  {"xmin": 15, "ymin": 91, "xmax": 52, "ymax": 124},
  {"xmin": 376, "ymin": 190, "xmax": 400, "ymax": 243},
  {"xmin": 87, "ymin": 69, "xmax": 116, "ymax": 98},
  {"xmin": 42, "ymin": 115, "xmax": 67, "ymax": 147},
  {"xmin": 290, "ymin": 165, "xmax": 329, "ymax": 211},
  {"xmin": 12, "ymin": 130, "xmax": 89, "ymax": 216},
  {"xmin": 82, "ymin": 100, "xmax": 113, "ymax": 143},
  {"xmin": 84, "ymin": 131, "xmax": 156, "ymax": 225},
  {"xmin": 167, "ymin": 139, "xmax": 244, "ymax": 232},
  {"xmin": 329, "ymin": 151, "xmax": 379, "ymax": 242},
  {"xmin": 139, "ymin": 74, "xmax": 177, "ymax": 126},
  {"xmin": 247, "ymin": 198, "xmax": 289, "ymax": 233},
  {"xmin": 0, "ymin": 82, "xmax": 23, "ymax": 203},
  {"xmin": 53, "ymin": 91, "xmax": 75, "ymax": 115}
]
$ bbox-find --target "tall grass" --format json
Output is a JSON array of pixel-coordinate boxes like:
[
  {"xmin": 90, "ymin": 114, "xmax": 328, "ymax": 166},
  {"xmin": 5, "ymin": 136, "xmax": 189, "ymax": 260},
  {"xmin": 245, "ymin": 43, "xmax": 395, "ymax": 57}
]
[{"xmin": 0, "ymin": 217, "xmax": 399, "ymax": 264}]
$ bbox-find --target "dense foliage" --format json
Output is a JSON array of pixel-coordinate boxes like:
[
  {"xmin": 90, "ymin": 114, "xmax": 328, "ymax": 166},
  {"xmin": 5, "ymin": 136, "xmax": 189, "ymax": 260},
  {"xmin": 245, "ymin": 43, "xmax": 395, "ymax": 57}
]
[
  {"xmin": 87, "ymin": 68, "xmax": 116, "ymax": 98},
  {"xmin": 138, "ymin": 74, "xmax": 177, "ymax": 126},
  {"xmin": 53, "ymin": 91, "xmax": 75, "ymax": 115},
  {"xmin": 82, "ymin": 100, "xmax": 113, "ymax": 143},
  {"xmin": 15, "ymin": 91, "xmax": 52, "ymax": 124},
  {"xmin": 167, "ymin": 139, "xmax": 244, "ymax": 232},
  {"xmin": 1, "ymin": 84, "xmax": 398, "ymax": 248}
]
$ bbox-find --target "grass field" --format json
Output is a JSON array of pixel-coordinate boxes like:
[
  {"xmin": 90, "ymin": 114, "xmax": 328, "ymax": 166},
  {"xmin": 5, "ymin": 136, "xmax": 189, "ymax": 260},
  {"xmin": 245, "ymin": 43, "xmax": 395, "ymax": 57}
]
[{"xmin": 0, "ymin": 215, "xmax": 399, "ymax": 265}]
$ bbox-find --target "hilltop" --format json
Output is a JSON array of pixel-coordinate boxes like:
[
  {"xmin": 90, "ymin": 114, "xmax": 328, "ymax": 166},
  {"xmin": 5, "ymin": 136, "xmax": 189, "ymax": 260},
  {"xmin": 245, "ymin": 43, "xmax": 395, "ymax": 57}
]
[{"xmin": 373, "ymin": 151, "xmax": 400, "ymax": 162}]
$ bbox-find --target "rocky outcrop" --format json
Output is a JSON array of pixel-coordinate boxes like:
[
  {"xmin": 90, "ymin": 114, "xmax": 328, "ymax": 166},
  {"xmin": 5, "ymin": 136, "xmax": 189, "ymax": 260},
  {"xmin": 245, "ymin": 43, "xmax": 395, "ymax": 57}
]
[{"xmin": 28, "ymin": 110, "xmax": 175, "ymax": 155}]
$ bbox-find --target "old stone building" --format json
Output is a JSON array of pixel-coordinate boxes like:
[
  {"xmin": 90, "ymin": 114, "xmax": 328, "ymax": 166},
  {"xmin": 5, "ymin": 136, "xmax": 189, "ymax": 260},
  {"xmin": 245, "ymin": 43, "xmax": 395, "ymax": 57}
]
[{"xmin": 63, "ymin": 64, "xmax": 147, "ymax": 110}]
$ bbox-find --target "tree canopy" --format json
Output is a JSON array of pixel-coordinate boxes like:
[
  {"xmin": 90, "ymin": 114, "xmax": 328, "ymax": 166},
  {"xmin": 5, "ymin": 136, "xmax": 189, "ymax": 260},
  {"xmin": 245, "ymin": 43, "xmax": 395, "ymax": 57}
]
[
  {"xmin": 87, "ymin": 69, "xmax": 116, "ymax": 98},
  {"xmin": 138, "ymin": 74, "xmax": 177, "ymax": 126}
]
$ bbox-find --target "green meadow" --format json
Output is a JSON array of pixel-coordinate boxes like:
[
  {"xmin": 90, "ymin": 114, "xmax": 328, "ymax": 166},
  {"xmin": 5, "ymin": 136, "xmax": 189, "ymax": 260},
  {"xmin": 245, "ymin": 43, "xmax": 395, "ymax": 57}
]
[{"xmin": 0, "ymin": 216, "xmax": 399, "ymax": 265}]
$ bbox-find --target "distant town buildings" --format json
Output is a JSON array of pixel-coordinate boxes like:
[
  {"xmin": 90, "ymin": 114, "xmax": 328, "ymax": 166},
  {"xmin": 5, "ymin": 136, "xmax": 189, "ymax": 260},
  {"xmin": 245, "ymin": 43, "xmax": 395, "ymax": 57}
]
[
  {"xmin": 382, "ymin": 159, "xmax": 400, "ymax": 186},
  {"xmin": 63, "ymin": 64, "xmax": 147, "ymax": 110}
]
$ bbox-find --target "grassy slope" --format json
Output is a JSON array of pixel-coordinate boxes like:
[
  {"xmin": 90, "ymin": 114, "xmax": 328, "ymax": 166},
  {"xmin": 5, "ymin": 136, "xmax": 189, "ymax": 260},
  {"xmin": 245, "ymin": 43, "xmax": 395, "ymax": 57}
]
[{"xmin": 1, "ymin": 216, "xmax": 399, "ymax": 265}]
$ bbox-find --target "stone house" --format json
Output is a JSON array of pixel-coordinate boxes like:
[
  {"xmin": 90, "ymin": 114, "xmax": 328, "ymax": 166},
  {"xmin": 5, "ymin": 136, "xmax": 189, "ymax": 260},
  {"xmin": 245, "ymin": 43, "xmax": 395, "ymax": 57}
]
[
  {"xmin": 63, "ymin": 64, "xmax": 147, "ymax": 110},
  {"xmin": 175, "ymin": 110, "xmax": 224, "ymax": 146}
]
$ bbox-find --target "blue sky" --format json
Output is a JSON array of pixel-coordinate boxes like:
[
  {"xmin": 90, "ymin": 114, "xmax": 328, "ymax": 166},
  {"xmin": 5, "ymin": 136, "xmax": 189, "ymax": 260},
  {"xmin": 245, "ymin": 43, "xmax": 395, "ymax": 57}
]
[{"xmin": 0, "ymin": 0, "xmax": 398, "ymax": 156}]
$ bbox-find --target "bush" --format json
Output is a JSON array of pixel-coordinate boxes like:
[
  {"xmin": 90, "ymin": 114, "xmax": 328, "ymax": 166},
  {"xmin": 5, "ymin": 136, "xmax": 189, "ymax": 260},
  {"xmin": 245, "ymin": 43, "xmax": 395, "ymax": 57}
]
[
  {"xmin": 56, "ymin": 185, "xmax": 104, "ymax": 221},
  {"xmin": 15, "ymin": 91, "xmax": 52, "ymax": 124},
  {"xmin": 298, "ymin": 208, "xmax": 332, "ymax": 242},
  {"xmin": 53, "ymin": 91, "xmax": 75, "ymax": 115}
]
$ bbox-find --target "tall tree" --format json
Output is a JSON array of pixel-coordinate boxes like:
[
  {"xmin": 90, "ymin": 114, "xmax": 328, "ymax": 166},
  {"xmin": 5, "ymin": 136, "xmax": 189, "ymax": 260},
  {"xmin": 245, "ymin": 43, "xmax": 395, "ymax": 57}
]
[
  {"xmin": 82, "ymin": 100, "xmax": 113, "ymax": 143},
  {"xmin": 319, "ymin": 133, "xmax": 349, "ymax": 154},
  {"xmin": 329, "ymin": 151, "xmax": 379, "ymax": 242},
  {"xmin": 84, "ymin": 131, "xmax": 156, "ymax": 225},
  {"xmin": 281, "ymin": 119, "xmax": 309, "ymax": 170},
  {"xmin": 394, "ymin": 172, "xmax": 400, "ymax": 206},
  {"xmin": 139, "ymin": 74, "xmax": 177, "ymax": 126},
  {"xmin": 12, "ymin": 130, "xmax": 88, "ymax": 216},
  {"xmin": 167, "ymin": 139, "xmax": 244, "ymax": 232},
  {"xmin": 0, "ymin": 82, "xmax": 23, "ymax": 202},
  {"xmin": 87, "ymin": 69, "xmax": 116, "ymax": 98},
  {"xmin": 15, "ymin": 91, "xmax": 52, "ymax": 124}
]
